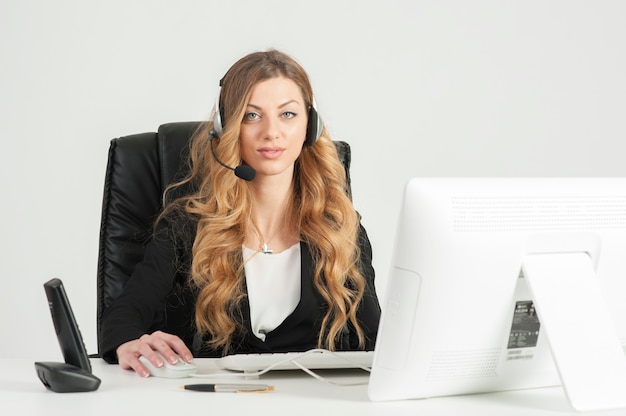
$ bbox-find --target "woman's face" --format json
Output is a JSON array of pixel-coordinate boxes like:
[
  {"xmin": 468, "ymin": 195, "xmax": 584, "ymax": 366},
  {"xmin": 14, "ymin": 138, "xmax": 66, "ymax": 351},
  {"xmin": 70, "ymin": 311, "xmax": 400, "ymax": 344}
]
[{"xmin": 239, "ymin": 76, "xmax": 308, "ymax": 181}]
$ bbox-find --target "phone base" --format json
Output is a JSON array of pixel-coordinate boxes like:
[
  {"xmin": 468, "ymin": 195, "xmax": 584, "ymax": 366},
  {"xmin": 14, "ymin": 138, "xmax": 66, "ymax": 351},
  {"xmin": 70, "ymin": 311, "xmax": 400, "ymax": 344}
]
[{"xmin": 35, "ymin": 361, "xmax": 101, "ymax": 393}]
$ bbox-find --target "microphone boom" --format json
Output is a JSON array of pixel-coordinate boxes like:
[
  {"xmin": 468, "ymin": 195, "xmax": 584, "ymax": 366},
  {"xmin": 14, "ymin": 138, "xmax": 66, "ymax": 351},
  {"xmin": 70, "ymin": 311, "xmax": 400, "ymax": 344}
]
[{"xmin": 209, "ymin": 129, "xmax": 256, "ymax": 181}]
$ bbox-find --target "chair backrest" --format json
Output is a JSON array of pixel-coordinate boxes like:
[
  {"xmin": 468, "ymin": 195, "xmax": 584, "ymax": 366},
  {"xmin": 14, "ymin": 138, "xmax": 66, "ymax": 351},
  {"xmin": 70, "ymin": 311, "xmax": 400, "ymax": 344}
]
[{"xmin": 96, "ymin": 121, "xmax": 352, "ymax": 355}]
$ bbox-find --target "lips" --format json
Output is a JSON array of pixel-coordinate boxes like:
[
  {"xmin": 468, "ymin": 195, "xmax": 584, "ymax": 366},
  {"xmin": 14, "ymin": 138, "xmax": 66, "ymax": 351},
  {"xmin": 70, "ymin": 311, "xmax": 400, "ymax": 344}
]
[{"xmin": 258, "ymin": 147, "xmax": 285, "ymax": 159}]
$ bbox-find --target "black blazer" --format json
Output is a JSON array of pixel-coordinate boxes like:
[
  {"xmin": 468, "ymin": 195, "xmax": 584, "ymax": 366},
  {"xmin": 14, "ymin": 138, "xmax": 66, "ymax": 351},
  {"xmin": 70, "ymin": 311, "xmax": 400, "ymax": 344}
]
[{"xmin": 99, "ymin": 217, "xmax": 381, "ymax": 362}]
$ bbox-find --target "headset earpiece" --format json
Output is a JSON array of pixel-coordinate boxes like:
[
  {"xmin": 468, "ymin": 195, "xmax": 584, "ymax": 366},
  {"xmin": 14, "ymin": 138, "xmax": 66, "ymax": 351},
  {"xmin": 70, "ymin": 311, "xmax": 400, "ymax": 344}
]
[
  {"xmin": 212, "ymin": 85, "xmax": 225, "ymax": 137},
  {"xmin": 305, "ymin": 105, "xmax": 322, "ymax": 147}
]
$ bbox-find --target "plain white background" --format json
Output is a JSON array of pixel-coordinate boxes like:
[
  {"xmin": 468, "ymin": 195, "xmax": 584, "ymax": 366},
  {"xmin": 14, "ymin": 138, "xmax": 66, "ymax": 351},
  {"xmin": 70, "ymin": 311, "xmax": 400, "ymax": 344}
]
[{"xmin": 1, "ymin": 0, "xmax": 625, "ymax": 359}]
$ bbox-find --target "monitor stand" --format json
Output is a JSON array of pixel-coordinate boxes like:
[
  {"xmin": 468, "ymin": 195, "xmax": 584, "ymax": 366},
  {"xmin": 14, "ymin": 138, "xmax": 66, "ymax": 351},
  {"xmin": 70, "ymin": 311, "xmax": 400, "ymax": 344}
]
[{"xmin": 522, "ymin": 252, "xmax": 626, "ymax": 412}]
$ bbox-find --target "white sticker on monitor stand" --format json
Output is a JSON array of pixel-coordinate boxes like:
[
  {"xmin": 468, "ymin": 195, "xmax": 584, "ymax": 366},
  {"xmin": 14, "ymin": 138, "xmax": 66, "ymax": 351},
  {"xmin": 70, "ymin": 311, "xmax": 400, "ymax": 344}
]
[{"xmin": 506, "ymin": 300, "xmax": 540, "ymax": 361}]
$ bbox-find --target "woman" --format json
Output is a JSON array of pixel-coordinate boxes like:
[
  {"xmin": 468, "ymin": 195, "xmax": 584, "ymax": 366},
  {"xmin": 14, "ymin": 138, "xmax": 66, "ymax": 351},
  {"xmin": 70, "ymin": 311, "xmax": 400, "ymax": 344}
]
[{"xmin": 99, "ymin": 50, "xmax": 381, "ymax": 377}]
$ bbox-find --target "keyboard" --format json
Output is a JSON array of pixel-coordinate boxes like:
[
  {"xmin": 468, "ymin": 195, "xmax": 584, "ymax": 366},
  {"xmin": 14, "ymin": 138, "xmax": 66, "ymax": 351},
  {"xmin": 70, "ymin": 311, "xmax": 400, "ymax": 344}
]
[{"xmin": 216, "ymin": 349, "xmax": 374, "ymax": 372}]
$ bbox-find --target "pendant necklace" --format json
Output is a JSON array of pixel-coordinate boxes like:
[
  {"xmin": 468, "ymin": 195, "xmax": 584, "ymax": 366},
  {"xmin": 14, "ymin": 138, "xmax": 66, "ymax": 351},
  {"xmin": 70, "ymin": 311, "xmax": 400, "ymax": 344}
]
[
  {"xmin": 251, "ymin": 220, "xmax": 282, "ymax": 255},
  {"xmin": 261, "ymin": 243, "xmax": 273, "ymax": 255}
]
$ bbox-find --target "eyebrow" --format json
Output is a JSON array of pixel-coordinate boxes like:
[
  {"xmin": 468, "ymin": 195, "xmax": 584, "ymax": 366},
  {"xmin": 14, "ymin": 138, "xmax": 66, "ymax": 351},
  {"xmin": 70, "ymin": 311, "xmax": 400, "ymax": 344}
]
[{"xmin": 246, "ymin": 100, "xmax": 300, "ymax": 110}]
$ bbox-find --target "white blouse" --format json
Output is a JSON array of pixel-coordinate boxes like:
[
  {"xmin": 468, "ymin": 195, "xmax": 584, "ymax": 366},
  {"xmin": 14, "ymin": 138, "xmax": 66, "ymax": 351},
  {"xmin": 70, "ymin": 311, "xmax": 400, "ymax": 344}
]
[{"xmin": 243, "ymin": 243, "xmax": 301, "ymax": 341}]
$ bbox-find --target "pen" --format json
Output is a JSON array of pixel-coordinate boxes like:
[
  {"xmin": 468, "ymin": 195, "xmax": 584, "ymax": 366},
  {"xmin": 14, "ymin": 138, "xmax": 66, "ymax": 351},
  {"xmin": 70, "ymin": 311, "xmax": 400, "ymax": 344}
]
[{"xmin": 180, "ymin": 384, "xmax": 274, "ymax": 393}]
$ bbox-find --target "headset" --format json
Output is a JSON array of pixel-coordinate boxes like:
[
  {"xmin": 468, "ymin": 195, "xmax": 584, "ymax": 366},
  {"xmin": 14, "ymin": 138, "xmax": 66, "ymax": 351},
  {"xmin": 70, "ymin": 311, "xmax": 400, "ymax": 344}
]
[{"xmin": 211, "ymin": 79, "xmax": 323, "ymax": 147}]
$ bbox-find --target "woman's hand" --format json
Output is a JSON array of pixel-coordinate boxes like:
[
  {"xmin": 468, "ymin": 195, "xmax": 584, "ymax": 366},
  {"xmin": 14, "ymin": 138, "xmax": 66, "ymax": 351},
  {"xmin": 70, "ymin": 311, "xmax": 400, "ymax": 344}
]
[{"xmin": 115, "ymin": 331, "xmax": 194, "ymax": 377}]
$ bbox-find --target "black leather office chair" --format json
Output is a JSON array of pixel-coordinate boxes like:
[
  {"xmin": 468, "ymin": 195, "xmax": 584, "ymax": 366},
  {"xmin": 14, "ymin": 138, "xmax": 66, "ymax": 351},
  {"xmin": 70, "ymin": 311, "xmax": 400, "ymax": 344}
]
[{"xmin": 96, "ymin": 121, "xmax": 352, "ymax": 356}]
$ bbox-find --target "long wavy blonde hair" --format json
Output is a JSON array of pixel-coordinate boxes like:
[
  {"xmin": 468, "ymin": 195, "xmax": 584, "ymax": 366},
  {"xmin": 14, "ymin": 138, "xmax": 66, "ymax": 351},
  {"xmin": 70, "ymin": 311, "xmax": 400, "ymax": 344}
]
[{"xmin": 163, "ymin": 50, "xmax": 366, "ymax": 354}]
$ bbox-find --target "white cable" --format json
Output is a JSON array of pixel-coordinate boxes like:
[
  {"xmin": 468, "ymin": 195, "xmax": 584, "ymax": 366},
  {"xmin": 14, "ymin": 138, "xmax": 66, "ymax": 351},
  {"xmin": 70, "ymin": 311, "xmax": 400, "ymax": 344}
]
[{"xmin": 289, "ymin": 360, "xmax": 368, "ymax": 386}]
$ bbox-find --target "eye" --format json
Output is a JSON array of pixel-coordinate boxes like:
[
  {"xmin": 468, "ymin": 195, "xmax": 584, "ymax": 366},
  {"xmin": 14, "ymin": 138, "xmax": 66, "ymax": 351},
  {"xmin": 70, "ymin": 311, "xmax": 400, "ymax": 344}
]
[
  {"xmin": 243, "ymin": 112, "xmax": 260, "ymax": 122},
  {"xmin": 282, "ymin": 111, "xmax": 297, "ymax": 119}
]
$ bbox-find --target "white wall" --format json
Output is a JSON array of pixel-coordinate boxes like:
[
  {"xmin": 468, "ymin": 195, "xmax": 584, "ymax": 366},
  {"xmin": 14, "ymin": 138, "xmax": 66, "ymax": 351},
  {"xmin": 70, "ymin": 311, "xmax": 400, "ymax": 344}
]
[{"xmin": 2, "ymin": 0, "xmax": 625, "ymax": 359}]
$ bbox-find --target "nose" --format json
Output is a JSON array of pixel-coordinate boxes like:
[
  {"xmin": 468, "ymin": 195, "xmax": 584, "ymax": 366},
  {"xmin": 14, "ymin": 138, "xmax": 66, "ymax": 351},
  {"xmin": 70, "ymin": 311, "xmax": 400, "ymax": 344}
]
[{"xmin": 261, "ymin": 115, "xmax": 280, "ymax": 140}]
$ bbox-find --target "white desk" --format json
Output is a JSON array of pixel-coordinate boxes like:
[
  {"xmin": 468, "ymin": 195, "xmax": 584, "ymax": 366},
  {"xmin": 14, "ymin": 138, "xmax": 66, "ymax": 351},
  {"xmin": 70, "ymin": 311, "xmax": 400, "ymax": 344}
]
[{"xmin": 2, "ymin": 358, "xmax": 626, "ymax": 416}]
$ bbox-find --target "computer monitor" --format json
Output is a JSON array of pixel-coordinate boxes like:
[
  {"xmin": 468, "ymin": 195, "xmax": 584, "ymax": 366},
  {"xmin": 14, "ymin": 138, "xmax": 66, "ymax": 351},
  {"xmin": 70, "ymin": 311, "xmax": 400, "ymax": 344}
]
[{"xmin": 368, "ymin": 177, "xmax": 626, "ymax": 412}]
